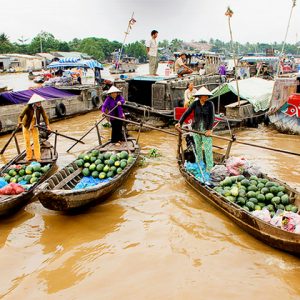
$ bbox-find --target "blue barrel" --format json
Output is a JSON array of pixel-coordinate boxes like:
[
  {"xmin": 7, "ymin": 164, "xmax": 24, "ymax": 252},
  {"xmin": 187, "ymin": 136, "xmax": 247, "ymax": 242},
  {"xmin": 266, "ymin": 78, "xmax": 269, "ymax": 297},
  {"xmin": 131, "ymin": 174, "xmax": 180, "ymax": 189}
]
[{"xmin": 120, "ymin": 74, "xmax": 128, "ymax": 79}]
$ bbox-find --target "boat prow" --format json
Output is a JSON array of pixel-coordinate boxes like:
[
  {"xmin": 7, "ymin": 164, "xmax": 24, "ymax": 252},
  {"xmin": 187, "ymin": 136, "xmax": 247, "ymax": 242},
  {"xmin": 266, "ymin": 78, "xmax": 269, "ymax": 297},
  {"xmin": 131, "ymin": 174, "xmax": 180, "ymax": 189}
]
[{"xmin": 0, "ymin": 141, "xmax": 58, "ymax": 217}]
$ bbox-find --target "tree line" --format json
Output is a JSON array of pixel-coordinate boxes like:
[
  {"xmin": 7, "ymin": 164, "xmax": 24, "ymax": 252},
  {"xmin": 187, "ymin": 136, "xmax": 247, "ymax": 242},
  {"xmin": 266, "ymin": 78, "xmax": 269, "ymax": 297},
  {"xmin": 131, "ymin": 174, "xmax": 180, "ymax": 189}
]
[{"xmin": 0, "ymin": 32, "xmax": 299, "ymax": 62}]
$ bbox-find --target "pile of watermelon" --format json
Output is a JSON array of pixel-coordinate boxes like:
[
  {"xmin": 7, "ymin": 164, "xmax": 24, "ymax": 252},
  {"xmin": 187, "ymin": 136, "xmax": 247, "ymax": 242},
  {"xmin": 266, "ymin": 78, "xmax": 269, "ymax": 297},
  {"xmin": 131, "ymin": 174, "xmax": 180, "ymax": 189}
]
[
  {"xmin": 75, "ymin": 150, "xmax": 134, "ymax": 179},
  {"xmin": 213, "ymin": 175, "xmax": 298, "ymax": 216},
  {"xmin": 1, "ymin": 162, "xmax": 51, "ymax": 186}
]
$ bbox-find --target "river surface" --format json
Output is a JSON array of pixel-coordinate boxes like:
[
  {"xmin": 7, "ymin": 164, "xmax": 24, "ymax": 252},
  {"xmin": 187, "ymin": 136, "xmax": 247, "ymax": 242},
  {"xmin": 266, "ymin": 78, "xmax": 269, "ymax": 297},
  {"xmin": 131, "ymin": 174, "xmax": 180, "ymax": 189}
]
[
  {"xmin": 0, "ymin": 110, "xmax": 300, "ymax": 299},
  {"xmin": 0, "ymin": 63, "xmax": 167, "ymax": 91}
]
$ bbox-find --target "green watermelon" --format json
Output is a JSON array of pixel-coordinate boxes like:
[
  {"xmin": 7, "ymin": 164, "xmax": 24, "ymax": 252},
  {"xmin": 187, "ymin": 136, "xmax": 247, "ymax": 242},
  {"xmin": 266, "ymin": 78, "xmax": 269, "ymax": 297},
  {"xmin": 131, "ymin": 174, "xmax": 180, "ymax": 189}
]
[
  {"xmin": 91, "ymin": 171, "xmax": 99, "ymax": 178},
  {"xmin": 82, "ymin": 168, "xmax": 90, "ymax": 177},
  {"xmin": 99, "ymin": 172, "xmax": 106, "ymax": 179},
  {"xmin": 96, "ymin": 164, "xmax": 104, "ymax": 172},
  {"xmin": 75, "ymin": 159, "xmax": 84, "ymax": 167}
]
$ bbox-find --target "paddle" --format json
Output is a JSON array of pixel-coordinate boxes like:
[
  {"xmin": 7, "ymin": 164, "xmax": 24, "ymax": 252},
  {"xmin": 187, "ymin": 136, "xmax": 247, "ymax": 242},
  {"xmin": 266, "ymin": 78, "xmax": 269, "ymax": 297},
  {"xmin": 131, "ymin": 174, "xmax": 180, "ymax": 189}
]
[
  {"xmin": 180, "ymin": 127, "xmax": 300, "ymax": 157},
  {"xmin": 35, "ymin": 125, "xmax": 85, "ymax": 144},
  {"xmin": 104, "ymin": 114, "xmax": 225, "ymax": 150},
  {"xmin": 0, "ymin": 124, "xmax": 21, "ymax": 155},
  {"xmin": 66, "ymin": 104, "xmax": 119, "ymax": 152}
]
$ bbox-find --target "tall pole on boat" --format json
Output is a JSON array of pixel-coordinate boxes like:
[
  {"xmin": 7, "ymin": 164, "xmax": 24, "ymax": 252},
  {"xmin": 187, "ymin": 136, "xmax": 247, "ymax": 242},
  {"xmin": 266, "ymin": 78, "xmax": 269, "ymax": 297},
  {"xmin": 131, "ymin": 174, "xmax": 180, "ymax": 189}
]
[
  {"xmin": 226, "ymin": 7, "xmax": 241, "ymax": 106},
  {"xmin": 115, "ymin": 12, "xmax": 136, "ymax": 71},
  {"xmin": 276, "ymin": 0, "xmax": 297, "ymax": 76}
]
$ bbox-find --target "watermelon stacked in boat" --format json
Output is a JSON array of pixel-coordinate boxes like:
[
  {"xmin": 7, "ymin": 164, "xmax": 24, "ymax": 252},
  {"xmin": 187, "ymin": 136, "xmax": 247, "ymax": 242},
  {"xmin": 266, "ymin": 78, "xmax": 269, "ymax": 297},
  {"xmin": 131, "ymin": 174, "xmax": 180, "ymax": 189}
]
[
  {"xmin": 214, "ymin": 175, "xmax": 299, "ymax": 216},
  {"xmin": 75, "ymin": 150, "xmax": 134, "ymax": 179}
]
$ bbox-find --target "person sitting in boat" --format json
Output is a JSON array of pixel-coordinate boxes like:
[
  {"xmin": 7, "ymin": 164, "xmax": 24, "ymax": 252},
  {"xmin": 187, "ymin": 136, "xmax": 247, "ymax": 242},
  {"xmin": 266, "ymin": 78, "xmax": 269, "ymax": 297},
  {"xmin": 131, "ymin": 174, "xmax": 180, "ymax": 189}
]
[
  {"xmin": 175, "ymin": 53, "xmax": 193, "ymax": 78},
  {"xmin": 101, "ymin": 86, "xmax": 125, "ymax": 145},
  {"xmin": 184, "ymin": 82, "xmax": 197, "ymax": 107},
  {"xmin": 18, "ymin": 94, "xmax": 51, "ymax": 162},
  {"xmin": 175, "ymin": 87, "xmax": 215, "ymax": 171}
]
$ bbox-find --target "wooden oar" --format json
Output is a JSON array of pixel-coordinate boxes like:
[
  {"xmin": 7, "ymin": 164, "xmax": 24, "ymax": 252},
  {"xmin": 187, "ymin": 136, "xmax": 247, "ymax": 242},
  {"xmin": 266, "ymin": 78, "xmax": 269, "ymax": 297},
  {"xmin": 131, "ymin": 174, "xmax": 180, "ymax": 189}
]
[
  {"xmin": 0, "ymin": 124, "xmax": 21, "ymax": 155},
  {"xmin": 35, "ymin": 125, "xmax": 85, "ymax": 144},
  {"xmin": 66, "ymin": 104, "xmax": 119, "ymax": 152},
  {"xmin": 103, "ymin": 114, "xmax": 224, "ymax": 150},
  {"xmin": 181, "ymin": 127, "xmax": 300, "ymax": 157},
  {"xmin": 103, "ymin": 114, "xmax": 178, "ymax": 136}
]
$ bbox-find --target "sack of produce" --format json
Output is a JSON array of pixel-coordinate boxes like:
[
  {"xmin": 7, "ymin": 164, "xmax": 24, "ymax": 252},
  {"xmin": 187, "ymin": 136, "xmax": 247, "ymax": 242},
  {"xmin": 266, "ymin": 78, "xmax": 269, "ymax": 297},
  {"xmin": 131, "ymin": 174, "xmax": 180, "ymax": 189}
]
[
  {"xmin": 252, "ymin": 209, "xmax": 271, "ymax": 222},
  {"xmin": 210, "ymin": 165, "xmax": 230, "ymax": 182},
  {"xmin": 0, "ymin": 182, "xmax": 25, "ymax": 195},
  {"xmin": 225, "ymin": 157, "xmax": 246, "ymax": 175}
]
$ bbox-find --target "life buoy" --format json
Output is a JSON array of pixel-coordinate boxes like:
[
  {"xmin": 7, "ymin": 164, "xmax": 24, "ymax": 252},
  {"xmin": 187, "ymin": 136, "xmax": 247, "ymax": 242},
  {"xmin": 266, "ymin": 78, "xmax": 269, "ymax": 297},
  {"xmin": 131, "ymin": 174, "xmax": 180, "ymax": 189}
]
[
  {"xmin": 55, "ymin": 103, "xmax": 66, "ymax": 117},
  {"xmin": 92, "ymin": 95, "xmax": 100, "ymax": 108}
]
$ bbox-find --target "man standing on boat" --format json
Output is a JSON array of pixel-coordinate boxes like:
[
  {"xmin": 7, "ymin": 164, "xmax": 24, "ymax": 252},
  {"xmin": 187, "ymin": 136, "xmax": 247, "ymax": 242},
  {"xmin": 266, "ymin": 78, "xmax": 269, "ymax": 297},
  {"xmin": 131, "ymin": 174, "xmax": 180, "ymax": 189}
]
[
  {"xmin": 146, "ymin": 30, "xmax": 159, "ymax": 76},
  {"xmin": 18, "ymin": 94, "xmax": 51, "ymax": 162},
  {"xmin": 176, "ymin": 87, "xmax": 215, "ymax": 171},
  {"xmin": 101, "ymin": 86, "xmax": 125, "ymax": 145},
  {"xmin": 175, "ymin": 53, "xmax": 193, "ymax": 78}
]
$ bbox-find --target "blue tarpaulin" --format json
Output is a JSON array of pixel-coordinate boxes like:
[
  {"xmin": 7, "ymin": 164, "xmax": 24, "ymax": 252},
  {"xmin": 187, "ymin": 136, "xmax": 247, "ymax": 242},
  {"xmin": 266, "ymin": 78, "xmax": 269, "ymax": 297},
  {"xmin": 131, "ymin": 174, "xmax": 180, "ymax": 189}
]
[{"xmin": 48, "ymin": 59, "xmax": 103, "ymax": 70}]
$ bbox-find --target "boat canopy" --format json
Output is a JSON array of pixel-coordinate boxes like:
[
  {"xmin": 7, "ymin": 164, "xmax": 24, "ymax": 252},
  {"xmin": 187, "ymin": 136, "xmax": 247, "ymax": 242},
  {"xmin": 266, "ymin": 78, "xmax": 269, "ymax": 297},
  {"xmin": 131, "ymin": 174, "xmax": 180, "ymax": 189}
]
[
  {"xmin": 240, "ymin": 56, "xmax": 279, "ymax": 63},
  {"xmin": 48, "ymin": 58, "xmax": 103, "ymax": 69},
  {"xmin": 211, "ymin": 77, "xmax": 275, "ymax": 112},
  {"xmin": 0, "ymin": 87, "xmax": 75, "ymax": 105}
]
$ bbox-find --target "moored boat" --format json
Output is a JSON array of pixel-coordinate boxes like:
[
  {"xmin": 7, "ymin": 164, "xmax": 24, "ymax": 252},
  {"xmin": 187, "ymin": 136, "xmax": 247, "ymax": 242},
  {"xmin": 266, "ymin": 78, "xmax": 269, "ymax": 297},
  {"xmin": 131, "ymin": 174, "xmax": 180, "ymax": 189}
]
[
  {"xmin": 177, "ymin": 133, "xmax": 300, "ymax": 255},
  {"xmin": 0, "ymin": 140, "xmax": 58, "ymax": 216},
  {"xmin": 35, "ymin": 138, "xmax": 140, "ymax": 212},
  {"xmin": 268, "ymin": 76, "xmax": 300, "ymax": 135}
]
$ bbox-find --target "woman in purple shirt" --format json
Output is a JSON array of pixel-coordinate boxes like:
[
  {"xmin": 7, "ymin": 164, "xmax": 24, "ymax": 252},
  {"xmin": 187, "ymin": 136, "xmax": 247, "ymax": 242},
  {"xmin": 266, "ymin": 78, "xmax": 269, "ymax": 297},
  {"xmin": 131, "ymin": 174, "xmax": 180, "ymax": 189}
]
[{"xmin": 101, "ymin": 86, "xmax": 125, "ymax": 144}]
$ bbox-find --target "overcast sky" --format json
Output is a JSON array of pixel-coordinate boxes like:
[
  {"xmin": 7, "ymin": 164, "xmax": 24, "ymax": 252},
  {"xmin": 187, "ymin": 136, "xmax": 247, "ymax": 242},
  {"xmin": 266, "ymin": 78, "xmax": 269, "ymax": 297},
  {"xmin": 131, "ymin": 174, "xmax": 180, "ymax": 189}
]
[{"xmin": 1, "ymin": 0, "xmax": 299, "ymax": 44}]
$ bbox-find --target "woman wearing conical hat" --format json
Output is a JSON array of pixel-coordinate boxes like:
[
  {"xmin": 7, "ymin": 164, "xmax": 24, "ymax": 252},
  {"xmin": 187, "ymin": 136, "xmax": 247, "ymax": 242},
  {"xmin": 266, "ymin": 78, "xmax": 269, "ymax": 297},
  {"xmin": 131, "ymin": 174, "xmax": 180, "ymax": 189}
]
[
  {"xmin": 176, "ymin": 87, "xmax": 215, "ymax": 171},
  {"xmin": 101, "ymin": 86, "xmax": 125, "ymax": 145},
  {"xmin": 18, "ymin": 93, "xmax": 51, "ymax": 161}
]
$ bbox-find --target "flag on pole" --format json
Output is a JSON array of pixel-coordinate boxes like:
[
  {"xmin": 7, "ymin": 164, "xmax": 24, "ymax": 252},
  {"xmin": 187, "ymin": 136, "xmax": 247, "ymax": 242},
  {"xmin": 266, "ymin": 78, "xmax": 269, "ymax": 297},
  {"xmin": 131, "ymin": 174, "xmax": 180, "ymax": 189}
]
[{"xmin": 129, "ymin": 17, "xmax": 136, "ymax": 30}]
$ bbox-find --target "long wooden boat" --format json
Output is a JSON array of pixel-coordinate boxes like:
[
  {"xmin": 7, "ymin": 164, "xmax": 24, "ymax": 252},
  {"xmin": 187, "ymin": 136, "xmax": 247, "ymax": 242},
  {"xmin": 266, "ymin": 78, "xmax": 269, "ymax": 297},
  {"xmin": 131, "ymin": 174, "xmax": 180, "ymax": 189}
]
[
  {"xmin": 177, "ymin": 134, "xmax": 300, "ymax": 255},
  {"xmin": 35, "ymin": 138, "xmax": 140, "ymax": 212},
  {"xmin": 0, "ymin": 140, "xmax": 58, "ymax": 216}
]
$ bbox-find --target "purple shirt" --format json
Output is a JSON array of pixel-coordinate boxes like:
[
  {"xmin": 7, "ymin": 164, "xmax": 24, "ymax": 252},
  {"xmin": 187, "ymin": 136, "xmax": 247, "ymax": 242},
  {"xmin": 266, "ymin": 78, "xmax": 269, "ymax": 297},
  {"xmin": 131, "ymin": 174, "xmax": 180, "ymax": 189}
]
[
  {"xmin": 219, "ymin": 65, "xmax": 226, "ymax": 76},
  {"xmin": 101, "ymin": 95, "xmax": 125, "ymax": 120}
]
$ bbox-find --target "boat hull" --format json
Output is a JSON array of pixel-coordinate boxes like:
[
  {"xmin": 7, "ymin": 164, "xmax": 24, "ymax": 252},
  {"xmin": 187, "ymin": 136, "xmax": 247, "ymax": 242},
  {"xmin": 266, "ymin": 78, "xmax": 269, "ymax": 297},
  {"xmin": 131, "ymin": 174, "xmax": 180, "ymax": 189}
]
[
  {"xmin": 269, "ymin": 111, "xmax": 300, "ymax": 135},
  {"xmin": 36, "ymin": 139, "xmax": 140, "ymax": 212}
]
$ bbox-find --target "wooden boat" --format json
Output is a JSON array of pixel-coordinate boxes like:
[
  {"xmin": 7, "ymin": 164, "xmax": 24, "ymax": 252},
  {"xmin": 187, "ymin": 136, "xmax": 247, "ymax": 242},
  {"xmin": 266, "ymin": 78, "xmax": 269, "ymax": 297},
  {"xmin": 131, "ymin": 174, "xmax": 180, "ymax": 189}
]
[
  {"xmin": 177, "ymin": 134, "xmax": 300, "ymax": 255},
  {"xmin": 0, "ymin": 140, "xmax": 58, "ymax": 216},
  {"xmin": 35, "ymin": 138, "xmax": 140, "ymax": 212},
  {"xmin": 268, "ymin": 76, "xmax": 300, "ymax": 135}
]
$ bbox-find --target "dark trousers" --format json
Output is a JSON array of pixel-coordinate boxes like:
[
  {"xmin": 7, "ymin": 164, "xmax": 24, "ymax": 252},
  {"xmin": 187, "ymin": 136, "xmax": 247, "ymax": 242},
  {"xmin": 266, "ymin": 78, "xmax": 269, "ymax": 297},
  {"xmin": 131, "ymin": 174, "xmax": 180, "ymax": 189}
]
[{"xmin": 111, "ymin": 119, "xmax": 124, "ymax": 143}]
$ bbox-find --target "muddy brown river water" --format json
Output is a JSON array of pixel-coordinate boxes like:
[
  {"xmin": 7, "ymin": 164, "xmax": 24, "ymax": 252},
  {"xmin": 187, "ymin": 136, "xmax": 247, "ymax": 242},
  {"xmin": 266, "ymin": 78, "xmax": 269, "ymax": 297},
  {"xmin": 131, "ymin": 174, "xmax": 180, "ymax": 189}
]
[{"xmin": 0, "ymin": 111, "xmax": 300, "ymax": 299}]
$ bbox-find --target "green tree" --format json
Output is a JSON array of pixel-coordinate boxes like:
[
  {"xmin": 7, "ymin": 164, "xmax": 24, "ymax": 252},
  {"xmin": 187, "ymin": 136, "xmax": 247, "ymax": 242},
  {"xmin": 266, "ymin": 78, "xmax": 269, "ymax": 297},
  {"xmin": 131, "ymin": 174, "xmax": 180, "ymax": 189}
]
[
  {"xmin": 0, "ymin": 33, "xmax": 15, "ymax": 53},
  {"xmin": 124, "ymin": 41, "xmax": 147, "ymax": 60},
  {"xmin": 170, "ymin": 38, "xmax": 183, "ymax": 52},
  {"xmin": 28, "ymin": 31, "xmax": 63, "ymax": 54}
]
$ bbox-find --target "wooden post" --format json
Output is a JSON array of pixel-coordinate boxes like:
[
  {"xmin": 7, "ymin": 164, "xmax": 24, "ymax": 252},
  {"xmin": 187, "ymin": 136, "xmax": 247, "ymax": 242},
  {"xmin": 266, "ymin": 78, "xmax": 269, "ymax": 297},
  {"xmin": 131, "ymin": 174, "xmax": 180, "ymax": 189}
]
[
  {"xmin": 136, "ymin": 122, "xmax": 143, "ymax": 144},
  {"xmin": 54, "ymin": 130, "xmax": 58, "ymax": 153},
  {"xmin": 95, "ymin": 122, "xmax": 102, "ymax": 146},
  {"xmin": 14, "ymin": 135, "xmax": 20, "ymax": 155}
]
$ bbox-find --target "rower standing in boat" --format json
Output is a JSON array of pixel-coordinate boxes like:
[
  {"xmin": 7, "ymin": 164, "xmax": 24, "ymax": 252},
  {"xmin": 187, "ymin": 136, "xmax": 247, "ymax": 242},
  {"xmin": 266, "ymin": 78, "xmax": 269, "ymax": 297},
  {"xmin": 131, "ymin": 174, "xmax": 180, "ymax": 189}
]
[
  {"xmin": 176, "ymin": 87, "xmax": 215, "ymax": 171},
  {"xmin": 18, "ymin": 94, "xmax": 51, "ymax": 162},
  {"xmin": 101, "ymin": 86, "xmax": 125, "ymax": 145}
]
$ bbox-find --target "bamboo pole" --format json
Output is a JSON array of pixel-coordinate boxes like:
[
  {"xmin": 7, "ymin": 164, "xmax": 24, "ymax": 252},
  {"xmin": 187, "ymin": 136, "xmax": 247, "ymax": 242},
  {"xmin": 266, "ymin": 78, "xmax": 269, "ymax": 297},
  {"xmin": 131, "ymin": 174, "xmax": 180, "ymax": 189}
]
[
  {"xmin": 180, "ymin": 127, "xmax": 300, "ymax": 157},
  {"xmin": 226, "ymin": 7, "xmax": 241, "ymax": 106},
  {"xmin": 276, "ymin": 0, "xmax": 297, "ymax": 76},
  {"xmin": 115, "ymin": 12, "xmax": 135, "ymax": 71}
]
